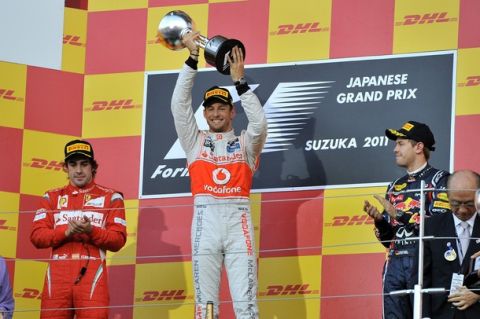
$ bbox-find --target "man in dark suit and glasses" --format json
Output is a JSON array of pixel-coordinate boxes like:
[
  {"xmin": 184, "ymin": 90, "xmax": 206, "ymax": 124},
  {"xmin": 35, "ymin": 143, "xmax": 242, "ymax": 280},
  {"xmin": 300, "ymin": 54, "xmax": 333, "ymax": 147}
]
[{"xmin": 416, "ymin": 170, "xmax": 480, "ymax": 319}]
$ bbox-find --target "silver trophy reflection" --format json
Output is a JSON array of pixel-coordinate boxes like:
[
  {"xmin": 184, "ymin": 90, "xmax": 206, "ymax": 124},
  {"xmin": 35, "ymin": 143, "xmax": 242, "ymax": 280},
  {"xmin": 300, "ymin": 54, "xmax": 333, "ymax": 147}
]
[{"xmin": 157, "ymin": 10, "xmax": 246, "ymax": 75}]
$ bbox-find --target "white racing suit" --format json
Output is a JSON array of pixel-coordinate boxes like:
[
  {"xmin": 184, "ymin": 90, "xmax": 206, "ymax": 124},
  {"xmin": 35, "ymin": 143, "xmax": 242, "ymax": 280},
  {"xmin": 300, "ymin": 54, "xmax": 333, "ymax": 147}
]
[{"xmin": 171, "ymin": 64, "xmax": 267, "ymax": 319}]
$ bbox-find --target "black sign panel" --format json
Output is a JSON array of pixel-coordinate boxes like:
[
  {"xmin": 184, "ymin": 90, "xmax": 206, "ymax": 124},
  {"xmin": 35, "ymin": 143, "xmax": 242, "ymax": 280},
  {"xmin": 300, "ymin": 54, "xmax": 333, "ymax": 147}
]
[{"xmin": 141, "ymin": 51, "xmax": 454, "ymax": 198}]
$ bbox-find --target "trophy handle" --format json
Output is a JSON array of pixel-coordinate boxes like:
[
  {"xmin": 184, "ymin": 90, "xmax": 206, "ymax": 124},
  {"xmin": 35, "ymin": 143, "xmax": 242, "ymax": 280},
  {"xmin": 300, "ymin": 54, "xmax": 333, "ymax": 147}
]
[
  {"xmin": 195, "ymin": 35, "xmax": 208, "ymax": 48},
  {"xmin": 179, "ymin": 28, "xmax": 208, "ymax": 48}
]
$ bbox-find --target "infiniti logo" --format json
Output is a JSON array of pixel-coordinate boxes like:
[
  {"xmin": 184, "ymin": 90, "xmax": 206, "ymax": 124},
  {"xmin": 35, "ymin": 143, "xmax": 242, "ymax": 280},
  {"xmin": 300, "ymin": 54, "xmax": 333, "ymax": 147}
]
[{"xmin": 212, "ymin": 168, "xmax": 230, "ymax": 185}]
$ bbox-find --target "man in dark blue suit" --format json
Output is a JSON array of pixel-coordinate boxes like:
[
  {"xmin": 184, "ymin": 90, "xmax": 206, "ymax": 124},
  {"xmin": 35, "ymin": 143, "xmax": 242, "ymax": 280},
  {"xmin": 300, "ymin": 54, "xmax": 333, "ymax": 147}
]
[{"xmin": 418, "ymin": 170, "xmax": 480, "ymax": 319}]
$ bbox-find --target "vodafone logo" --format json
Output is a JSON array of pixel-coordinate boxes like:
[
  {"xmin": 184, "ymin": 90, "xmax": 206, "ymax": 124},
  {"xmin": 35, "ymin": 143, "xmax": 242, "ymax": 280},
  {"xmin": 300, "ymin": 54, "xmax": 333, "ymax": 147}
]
[{"xmin": 212, "ymin": 168, "xmax": 230, "ymax": 185}]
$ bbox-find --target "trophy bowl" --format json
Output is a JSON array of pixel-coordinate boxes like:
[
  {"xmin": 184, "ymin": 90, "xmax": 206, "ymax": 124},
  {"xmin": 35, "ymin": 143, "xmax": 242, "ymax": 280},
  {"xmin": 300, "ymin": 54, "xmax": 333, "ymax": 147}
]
[{"xmin": 157, "ymin": 10, "xmax": 246, "ymax": 75}]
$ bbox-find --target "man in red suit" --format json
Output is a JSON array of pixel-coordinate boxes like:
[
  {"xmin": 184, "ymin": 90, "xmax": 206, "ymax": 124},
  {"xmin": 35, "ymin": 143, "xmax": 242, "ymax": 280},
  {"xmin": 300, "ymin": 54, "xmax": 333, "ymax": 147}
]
[{"xmin": 31, "ymin": 140, "xmax": 127, "ymax": 319}]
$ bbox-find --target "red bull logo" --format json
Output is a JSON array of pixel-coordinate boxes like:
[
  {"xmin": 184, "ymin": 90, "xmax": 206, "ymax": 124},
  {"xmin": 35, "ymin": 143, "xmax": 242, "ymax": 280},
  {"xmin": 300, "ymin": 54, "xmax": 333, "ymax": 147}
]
[{"xmin": 395, "ymin": 198, "xmax": 421, "ymax": 212}]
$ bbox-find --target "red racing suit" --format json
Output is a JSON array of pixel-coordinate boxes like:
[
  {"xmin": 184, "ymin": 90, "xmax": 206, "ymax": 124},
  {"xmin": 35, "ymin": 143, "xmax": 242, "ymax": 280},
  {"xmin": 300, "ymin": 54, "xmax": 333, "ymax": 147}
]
[
  {"xmin": 31, "ymin": 181, "xmax": 127, "ymax": 319},
  {"xmin": 171, "ymin": 64, "xmax": 267, "ymax": 319}
]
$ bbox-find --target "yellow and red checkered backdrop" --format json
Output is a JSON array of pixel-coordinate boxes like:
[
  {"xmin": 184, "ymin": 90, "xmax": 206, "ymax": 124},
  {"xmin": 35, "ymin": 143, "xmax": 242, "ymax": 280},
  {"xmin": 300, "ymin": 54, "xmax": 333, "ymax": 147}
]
[{"xmin": 1, "ymin": 0, "xmax": 480, "ymax": 318}]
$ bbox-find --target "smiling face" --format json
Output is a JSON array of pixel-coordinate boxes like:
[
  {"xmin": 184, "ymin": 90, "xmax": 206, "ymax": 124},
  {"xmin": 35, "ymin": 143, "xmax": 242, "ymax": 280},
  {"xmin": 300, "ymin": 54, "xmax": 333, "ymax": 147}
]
[
  {"xmin": 203, "ymin": 102, "xmax": 235, "ymax": 133},
  {"xmin": 64, "ymin": 158, "xmax": 93, "ymax": 188}
]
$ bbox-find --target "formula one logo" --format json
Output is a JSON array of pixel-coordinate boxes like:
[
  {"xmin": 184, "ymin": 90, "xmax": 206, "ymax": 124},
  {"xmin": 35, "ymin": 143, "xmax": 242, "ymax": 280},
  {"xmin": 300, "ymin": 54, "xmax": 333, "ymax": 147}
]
[
  {"xmin": 259, "ymin": 284, "xmax": 319, "ymax": 296},
  {"xmin": 395, "ymin": 12, "xmax": 457, "ymax": 26},
  {"xmin": 212, "ymin": 168, "xmax": 230, "ymax": 185},
  {"xmin": 163, "ymin": 82, "xmax": 330, "ymax": 161}
]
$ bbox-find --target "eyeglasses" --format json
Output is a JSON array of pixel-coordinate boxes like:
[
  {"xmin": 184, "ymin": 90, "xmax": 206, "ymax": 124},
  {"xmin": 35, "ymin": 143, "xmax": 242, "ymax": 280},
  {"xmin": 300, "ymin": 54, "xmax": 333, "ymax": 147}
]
[{"xmin": 450, "ymin": 200, "xmax": 476, "ymax": 210}]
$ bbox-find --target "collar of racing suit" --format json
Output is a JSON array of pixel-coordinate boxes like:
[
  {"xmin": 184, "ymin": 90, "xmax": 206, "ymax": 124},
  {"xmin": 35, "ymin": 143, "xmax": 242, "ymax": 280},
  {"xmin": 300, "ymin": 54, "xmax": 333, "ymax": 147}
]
[
  {"xmin": 406, "ymin": 163, "xmax": 431, "ymax": 182},
  {"xmin": 406, "ymin": 162, "xmax": 428, "ymax": 176},
  {"xmin": 207, "ymin": 129, "xmax": 235, "ymax": 141},
  {"xmin": 67, "ymin": 180, "xmax": 96, "ymax": 194}
]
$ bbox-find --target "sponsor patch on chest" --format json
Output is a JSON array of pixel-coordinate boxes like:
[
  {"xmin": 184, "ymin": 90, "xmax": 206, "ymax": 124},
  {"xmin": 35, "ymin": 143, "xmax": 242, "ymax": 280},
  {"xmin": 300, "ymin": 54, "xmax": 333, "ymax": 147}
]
[
  {"xmin": 57, "ymin": 195, "xmax": 68, "ymax": 209},
  {"xmin": 84, "ymin": 195, "xmax": 105, "ymax": 208},
  {"xmin": 226, "ymin": 138, "xmax": 240, "ymax": 153},
  {"xmin": 54, "ymin": 210, "xmax": 105, "ymax": 228}
]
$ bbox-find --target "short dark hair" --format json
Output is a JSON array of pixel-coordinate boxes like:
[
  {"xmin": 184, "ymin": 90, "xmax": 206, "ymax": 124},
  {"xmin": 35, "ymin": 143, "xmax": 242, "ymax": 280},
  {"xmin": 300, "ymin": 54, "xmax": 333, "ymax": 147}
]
[{"xmin": 408, "ymin": 140, "xmax": 431, "ymax": 160}]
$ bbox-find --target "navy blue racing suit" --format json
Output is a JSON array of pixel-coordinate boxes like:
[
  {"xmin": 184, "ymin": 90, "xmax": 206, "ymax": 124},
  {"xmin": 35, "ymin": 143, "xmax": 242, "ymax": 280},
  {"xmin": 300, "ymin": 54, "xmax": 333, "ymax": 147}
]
[{"xmin": 374, "ymin": 164, "xmax": 450, "ymax": 319}]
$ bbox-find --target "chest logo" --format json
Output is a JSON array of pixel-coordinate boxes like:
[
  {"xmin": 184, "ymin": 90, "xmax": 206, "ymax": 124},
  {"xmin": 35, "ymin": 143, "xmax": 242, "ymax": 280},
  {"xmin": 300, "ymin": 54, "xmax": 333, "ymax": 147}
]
[
  {"xmin": 57, "ymin": 195, "xmax": 68, "ymax": 209},
  {"xmin": 212, "ymin": 168, "xmax": 231, "ymax": 185},
  {"xmin": 84, "ymin": 196, "xmax": 105, "ymax": 208},
  {"xmin": 227, "ymin": 139, "xmax": 240, "ymax": 153}
]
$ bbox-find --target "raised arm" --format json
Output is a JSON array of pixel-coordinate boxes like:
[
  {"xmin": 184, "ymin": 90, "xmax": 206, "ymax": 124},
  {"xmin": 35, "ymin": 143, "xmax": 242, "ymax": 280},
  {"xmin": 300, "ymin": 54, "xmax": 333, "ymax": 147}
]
[
  {"xmin": 228, "ymin": 46, "xmax": 267, "ymax": 166},
  {"xmin": 170, "ymin": 31, "xmax": 202, "ymax": 158}
]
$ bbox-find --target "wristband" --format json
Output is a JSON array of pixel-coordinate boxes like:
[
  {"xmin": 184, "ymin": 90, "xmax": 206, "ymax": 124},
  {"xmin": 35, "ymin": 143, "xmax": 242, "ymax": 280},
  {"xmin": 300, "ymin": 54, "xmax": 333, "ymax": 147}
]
[{"xmin": 234, "ymin": 77, "xmax": 247, "ymax": 86}]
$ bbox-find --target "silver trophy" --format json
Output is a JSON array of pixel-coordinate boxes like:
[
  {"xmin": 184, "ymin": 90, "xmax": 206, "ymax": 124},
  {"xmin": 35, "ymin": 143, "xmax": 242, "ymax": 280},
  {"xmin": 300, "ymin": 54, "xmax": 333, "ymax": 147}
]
[{"xmin": 157, "ymin": 10, "xmax": 246, "ymax": 75}]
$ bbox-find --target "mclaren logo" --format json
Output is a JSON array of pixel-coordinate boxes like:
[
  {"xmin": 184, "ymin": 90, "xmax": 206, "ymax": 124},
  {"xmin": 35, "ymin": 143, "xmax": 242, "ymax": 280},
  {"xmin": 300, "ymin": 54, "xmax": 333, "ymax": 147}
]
[
  {"xmin": 163, "ymin": 81, "xmax": 332, "ymax": 160},
  {"xmin": 212, "ymin": 168, "xmax": 230, "ymax": 185}
]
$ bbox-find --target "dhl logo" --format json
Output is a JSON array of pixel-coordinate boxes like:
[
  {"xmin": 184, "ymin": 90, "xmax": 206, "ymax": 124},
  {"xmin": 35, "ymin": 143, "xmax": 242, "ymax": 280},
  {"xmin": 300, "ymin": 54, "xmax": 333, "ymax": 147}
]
[
  {"xmin": 136, "ymin": 290, "xmax": 191, "ymax": 302},
  {"xmin": 15, "ymin": 288, "xmax": 42, "ymax": 299},
  {"xmin": 395, "ymin": 12, "xmax": 457, "ymax": 26},
  {"xmin": 270, "ymin": 22, "xmax": 328, "ymax": 36},
  {"xmin": 324, "ymin": 215, "xmax": 374, "ymax": 227},
  {"xmin": 84, "ymin": 99, "xmax": 142, "ymax": 112},
  {"xmin": 259, "ymin": 284, "xmax": 319, "ymax": 296},
  {"xmin": 63, "ymin": 35, "xmax": 85, "ymax": 47},
  {"xmin": 458, "ymin": 76, "xmax": 480, "ymax": 87},
  {"xmin": 0, "ymin": 88, "xmax": 24, "ymax": 102},
  {"xmin": 23, "ymin": 158, "xmax": 64, "ymax": 171},
  {"xmin": 0, "ymin": 219, "xmax": 17, "ymax": 231}
]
